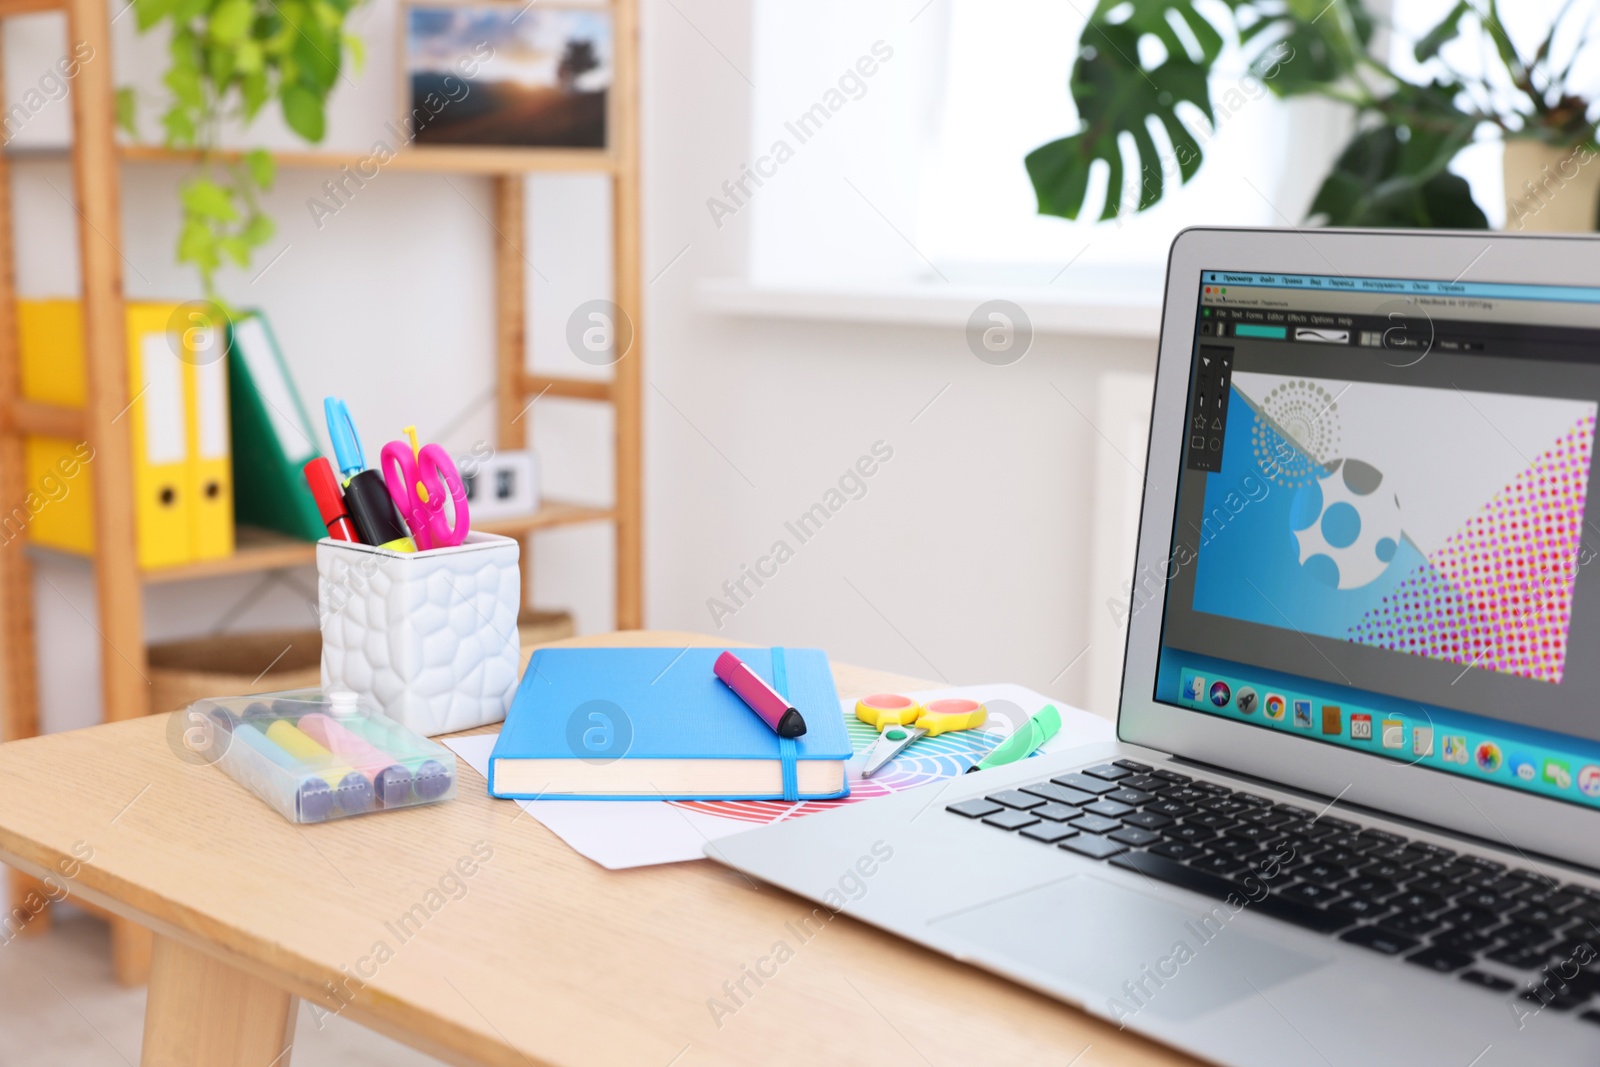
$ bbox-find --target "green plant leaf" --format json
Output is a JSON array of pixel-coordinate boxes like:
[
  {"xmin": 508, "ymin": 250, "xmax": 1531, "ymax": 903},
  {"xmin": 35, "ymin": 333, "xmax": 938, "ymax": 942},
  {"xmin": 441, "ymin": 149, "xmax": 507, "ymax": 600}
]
[
  {"xmin": 1308, "ymin": 122, "xmax": 1488, "ymax": 228},
  {"xmin": 169, "ymin": 26, "xmax": 200, "ymax": 69},
  {"xmin": 1415, "ymin": 0, "xmax": 1471, "ymax": 63},
  {"xmin": 1026, "ymin": 15, "xmax": 1217, "ymax": 221},
  {"xmin": 280, "ymin": 83, "xmax": 326, "ymax": 141},
  {"xmin": 1241, "ymin": 1, "xmax": 1374, "ymax": 97},
  {"xmin": 343, "ymin": 31, "xmax": 365, "ymax": 74},
  {"xmin": 235, "ymin": 38, "xmax": 263, "ymax": 74},
  {"xmin": 1306, "ymin": 79, "xmax": 1485, "ymax": 229},
  {"xmin": 178, "ymin": 219, "xmax": 221, "ymax": 271},
  {"xmin": 293, "ymin": 26, "xmax": 341, "ymax": 90},
  {"xmin": 207, "ymin": 41, "xmax": 237, "ymax": 86},
  {"xmin": 241, "ymin": 213, "xmax": 276, "ymax": 244},
  {"xmin": 263, "ymin": 20, "xmax": 297, "ymax": 55},
  {"xmin": 114, "ymin": 87, "xmax": 139, "ymax": 138},
  {"xmin": 1480, "ymin": 2, "xmax": 1526, "ymax": 89},
  {"xmin": 210, "ymin": 0, "xmax": 255, "ymax": 42},
  {"xmin": 162, "ymin": 106, "xmax": 197, "ymax": 145},
  {"xmin": 1378, "ymin": 79, "xmax": 1480, "ymax": 173},
  {"xmin": 181, "ymin": 178, "xmax": 239, "ymax": 222},
  {"xmin": 164, "ymin": 64, "xmax": 204, "ymax": 108},
  {"xmin": 245, "ymin": 147, "xmax": 275, "ymax": 190},
  {"xmin": 133, "ymin": 0, "xmax": 179, "ymax": 32},
  {"xmin": 173, "ymin": 0, "xmax": 210, "ymax": 22},
  {"xmin": 240, "ymin": 70, "xmax": 269, "ymax": 118},
  {"xmin": 218, "ymin": 236, "xmax": 252, "ymax": 266}
]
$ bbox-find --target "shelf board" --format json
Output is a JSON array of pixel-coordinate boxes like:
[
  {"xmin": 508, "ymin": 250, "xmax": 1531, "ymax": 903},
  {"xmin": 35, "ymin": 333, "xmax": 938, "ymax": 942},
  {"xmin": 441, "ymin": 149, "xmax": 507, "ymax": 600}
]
[
  {"xmin": 475, "ymin": 502, "xmax": 616, "ymax": 537},
  {"xmin": 5, "ymin": 145, "xmax": 616, "ymax": 175},
  {"xmin": 0, "ymin": 0, "xmax": 65, "ymax": 17},
  {"xmin": 139, "ymin": 501, "xmax": 615, "ymax": 584},
  {"xmin": 117, "ymin": 144, "xmax": 616, "ymax": 175}
]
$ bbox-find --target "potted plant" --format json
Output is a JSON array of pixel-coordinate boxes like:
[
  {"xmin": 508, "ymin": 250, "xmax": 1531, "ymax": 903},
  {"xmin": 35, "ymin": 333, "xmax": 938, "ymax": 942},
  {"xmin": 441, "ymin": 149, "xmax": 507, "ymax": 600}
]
[
  {"xmin": 1026, "ymin": 0, "xmax": 1600, "ymax": 233},
  {"xmin": 121, "ymin": 0, "xmax": 365, "ymax": 297}
]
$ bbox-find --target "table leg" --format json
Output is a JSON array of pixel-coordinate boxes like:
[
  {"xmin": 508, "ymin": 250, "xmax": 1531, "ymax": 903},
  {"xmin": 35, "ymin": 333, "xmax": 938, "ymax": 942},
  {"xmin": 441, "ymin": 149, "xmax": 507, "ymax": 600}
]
[
  {"xmin": 111, "ymin": 916, "xmax": 154, "ymax": 987},
  {"xmin": 6, "ymin": 872, "xmax": 53, "ymax": 936},
  {"xmin": 140, "ymin": 935, "xmax": 299, "ymax": 1067}
]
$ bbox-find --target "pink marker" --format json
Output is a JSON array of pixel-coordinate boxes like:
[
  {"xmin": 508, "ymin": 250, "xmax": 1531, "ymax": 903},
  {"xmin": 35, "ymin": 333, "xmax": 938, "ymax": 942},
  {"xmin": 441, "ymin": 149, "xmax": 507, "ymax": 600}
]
[{"xmin": 714, "ymin": 651, "xmax": 808, "ymax": 738}]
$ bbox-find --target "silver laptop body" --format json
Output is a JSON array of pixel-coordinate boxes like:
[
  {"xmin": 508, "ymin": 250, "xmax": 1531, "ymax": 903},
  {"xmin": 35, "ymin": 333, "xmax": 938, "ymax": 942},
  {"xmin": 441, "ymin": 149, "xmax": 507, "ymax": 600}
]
[{"xmin": 711, "ymin": 228, "xmax": 1600, "ymax": 1065}]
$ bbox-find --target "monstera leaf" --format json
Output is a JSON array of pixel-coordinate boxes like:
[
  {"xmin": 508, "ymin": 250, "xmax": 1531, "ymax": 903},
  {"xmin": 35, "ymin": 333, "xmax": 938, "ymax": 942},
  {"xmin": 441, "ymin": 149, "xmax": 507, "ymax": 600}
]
[
  {"xmin": 1027, "ymin": 0, "xmax": 1379, "ymax": 220},
  {"xmin": 1309, "ymin": 129, "xmax": 1487, "ymax": 228},
  {"xmin": 1308, "ymin": 80, "xmax": 1487, "ymax": 228},
  {"xmin": 1244, "ymin": 0, "xmax": 1375, "ymax": 96},
  {"xmin": 1027, "ymin": 0, "xmax": 1241, "ymax": 220},
  {"xmin": 1026, "ymin": 0, "xmax": 1498, "ymax": 228}
]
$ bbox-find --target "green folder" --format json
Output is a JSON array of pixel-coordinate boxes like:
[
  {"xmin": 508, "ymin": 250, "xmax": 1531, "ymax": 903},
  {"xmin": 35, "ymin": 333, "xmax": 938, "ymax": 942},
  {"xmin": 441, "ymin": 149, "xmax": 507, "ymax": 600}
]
[{"xmin": 228, "ymin": 311, "xmax": 327, "ymax": 542}]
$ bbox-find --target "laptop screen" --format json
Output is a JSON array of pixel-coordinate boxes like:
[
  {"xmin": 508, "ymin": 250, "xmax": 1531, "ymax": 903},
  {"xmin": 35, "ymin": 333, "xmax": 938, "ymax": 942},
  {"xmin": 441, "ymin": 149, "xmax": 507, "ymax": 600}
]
[{"xmin": 1155, "ymin": 269, "xmax": 1600, "ymax": 809}]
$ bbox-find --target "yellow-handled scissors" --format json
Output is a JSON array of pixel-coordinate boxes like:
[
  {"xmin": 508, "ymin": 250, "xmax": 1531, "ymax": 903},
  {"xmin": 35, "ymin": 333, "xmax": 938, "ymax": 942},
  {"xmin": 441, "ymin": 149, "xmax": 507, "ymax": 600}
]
[{"xmin": 855, "ymin": 694, "xmax": 987, "ymax": 778}]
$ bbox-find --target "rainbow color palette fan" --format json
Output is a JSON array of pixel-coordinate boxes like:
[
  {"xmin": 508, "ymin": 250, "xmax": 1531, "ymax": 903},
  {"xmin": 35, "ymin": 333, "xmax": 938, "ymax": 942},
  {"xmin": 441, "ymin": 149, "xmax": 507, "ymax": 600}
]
[{"xmin": 674, "ymin": 700, "xmax": 1015, "ymax": 825}]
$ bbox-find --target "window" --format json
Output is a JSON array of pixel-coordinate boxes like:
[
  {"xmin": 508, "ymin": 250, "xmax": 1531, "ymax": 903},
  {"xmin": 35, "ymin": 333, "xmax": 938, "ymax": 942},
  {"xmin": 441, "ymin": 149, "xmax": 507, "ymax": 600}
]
[
  {"xmin": 915, "ymin": 0, "xmax": 1300, "ymax": 276},
  {"xmin": 745, "ymin": 0, "xmax": 1344, "ymax": 288}
]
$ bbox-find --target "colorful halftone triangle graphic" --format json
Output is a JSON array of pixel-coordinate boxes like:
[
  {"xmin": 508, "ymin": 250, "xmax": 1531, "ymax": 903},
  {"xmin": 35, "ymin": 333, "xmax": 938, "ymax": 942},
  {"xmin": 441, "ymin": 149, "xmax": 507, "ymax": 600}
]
[{"xmin": 1348, "ymin": 414, "xmax": 1596, "ymax": 683}]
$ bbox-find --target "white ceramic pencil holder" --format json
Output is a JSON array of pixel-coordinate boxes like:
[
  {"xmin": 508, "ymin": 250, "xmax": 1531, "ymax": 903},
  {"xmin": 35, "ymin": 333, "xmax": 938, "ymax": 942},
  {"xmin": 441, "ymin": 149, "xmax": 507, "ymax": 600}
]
[{"xmin": 317, "ymin": 532, "xmax": 522, "ymax": 736}]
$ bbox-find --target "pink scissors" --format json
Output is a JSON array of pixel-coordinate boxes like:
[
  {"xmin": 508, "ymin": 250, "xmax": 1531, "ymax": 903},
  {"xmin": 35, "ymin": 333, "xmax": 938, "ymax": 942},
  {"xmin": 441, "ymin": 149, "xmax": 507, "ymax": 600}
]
[{"xmin": 379, "ymin": 438, "xmax": 470, "ymax": 550}]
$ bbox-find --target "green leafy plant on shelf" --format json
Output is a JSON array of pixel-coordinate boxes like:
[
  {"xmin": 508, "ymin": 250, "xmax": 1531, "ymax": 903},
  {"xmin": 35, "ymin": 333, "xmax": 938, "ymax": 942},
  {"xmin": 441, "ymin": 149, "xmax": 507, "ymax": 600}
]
[
  {"xmin": 1027, "ymin": 0, "xmax": 1600, "ymax": 230},
  {"xmin": 120, "ymin": 0, "xmax": 365, "ymax": 297}
]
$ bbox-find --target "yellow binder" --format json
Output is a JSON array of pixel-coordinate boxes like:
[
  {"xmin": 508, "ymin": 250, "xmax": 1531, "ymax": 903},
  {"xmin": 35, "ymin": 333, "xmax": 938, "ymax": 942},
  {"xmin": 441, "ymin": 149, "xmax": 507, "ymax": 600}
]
[
  {"xmin": 17, "ymin": 299, "xmax": 84, "ymax": 405},
  {"xmin": 124, "ymin": 305, "xmax": 191, "ymax": 568},
  {"xmin": 18, "ymin": 301, "xmax": 93, "ymax": 554},
  {"xmin": 18, "ymin": 300, "xmax": 217, "ymax": 569},
  {"xmin": 179, "ymin": 307, "xmax": 234, "ymax": 560}
]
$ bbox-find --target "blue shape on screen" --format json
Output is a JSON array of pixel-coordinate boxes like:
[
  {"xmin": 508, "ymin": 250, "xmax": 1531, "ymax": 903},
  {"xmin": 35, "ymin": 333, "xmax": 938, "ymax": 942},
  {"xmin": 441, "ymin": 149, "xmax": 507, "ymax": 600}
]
[
  {"xmin": 1303, "ymin": 554, "xmax": 1340, "ymax": 589},
  {"xmin": 1321, "ymin": 502, "xmax": 1361, "ymax": 548},
  {"xmin": 1289, "ymin": 479, "xmax": 1322, "ymax": 531},
  {"xmin": 1375, "ymin": 537, "xmax": 1397, "ymax": 562},
  {"xmin": 1191, "ymin": 391, "xmax": 1425, "ymax": 640}
]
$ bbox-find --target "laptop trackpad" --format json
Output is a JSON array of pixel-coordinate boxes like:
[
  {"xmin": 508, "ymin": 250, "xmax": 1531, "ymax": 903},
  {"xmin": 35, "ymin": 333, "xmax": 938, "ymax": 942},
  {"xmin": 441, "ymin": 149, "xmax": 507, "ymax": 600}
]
[{"xmin": 929, "ymin": 874, "xmax": 1331, "ymax": 1022}]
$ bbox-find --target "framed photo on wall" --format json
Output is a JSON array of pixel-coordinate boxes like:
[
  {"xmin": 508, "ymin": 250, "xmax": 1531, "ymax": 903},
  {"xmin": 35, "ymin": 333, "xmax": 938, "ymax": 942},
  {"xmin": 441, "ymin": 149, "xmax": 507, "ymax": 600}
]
[{"xmin": 399, "ymin": 2, "xmax": 613, "ymax": 151}]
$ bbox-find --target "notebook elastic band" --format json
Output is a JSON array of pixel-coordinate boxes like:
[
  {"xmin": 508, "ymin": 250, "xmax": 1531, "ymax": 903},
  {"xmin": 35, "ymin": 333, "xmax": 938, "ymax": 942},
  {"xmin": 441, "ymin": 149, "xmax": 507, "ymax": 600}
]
[{"xmin": 772, "ymin": 647, "xmax": 799, "ymax": 801}]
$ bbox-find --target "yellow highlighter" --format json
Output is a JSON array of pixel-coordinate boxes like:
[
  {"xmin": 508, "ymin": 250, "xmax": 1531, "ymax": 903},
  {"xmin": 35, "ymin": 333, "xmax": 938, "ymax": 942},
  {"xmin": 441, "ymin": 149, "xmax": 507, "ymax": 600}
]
[
  {"xmin": 265, "ymin": 719, "xmax": 375, "ymax": 814},
  {"xmin": 403, "ymin": 424, "xmax": 430, "ymax": 504}
]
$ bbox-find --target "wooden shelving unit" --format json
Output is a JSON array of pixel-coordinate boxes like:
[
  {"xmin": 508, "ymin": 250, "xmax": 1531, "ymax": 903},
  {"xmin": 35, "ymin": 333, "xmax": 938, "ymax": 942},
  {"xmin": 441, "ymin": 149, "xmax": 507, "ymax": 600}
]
[
  {"xmin": 135, "ymin": 504, "xmax": 619, "ymax": 585},
  {"xmin": 0, "ymin": 0, "xmax": 642, "ymax": 985}
]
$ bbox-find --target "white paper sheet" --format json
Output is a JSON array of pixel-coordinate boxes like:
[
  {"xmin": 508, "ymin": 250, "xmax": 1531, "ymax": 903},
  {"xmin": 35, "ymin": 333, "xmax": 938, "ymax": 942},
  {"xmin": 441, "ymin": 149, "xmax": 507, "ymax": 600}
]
[{"xmin": 445, "ymin": 683, "xmax": 1114, "ymax": 869}]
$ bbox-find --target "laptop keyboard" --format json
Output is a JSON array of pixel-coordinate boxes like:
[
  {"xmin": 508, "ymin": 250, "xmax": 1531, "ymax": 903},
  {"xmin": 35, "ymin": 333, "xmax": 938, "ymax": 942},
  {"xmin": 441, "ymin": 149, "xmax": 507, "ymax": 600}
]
[{"xmin": 949, "ymin": 759, "xmax": 1600, "ymax": 1020}]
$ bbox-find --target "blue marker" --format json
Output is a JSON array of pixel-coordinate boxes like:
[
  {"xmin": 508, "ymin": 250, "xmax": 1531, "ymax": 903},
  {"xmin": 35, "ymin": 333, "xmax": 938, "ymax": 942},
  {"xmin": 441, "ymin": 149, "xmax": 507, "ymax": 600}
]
[
  {"xmin": 324, "ymin": 396, "xmax": 366, "ymax": 486},
  {"xmin": 322, "ymin": 396, "xmax": 416, "ymax": 552}
]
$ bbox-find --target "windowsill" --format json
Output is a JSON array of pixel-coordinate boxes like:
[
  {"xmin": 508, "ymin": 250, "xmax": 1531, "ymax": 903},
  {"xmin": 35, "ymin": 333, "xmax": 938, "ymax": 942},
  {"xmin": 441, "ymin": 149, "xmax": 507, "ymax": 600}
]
[{"xmin": 697, "ymin": 274, "xmax": 1165, "ymax": 340}]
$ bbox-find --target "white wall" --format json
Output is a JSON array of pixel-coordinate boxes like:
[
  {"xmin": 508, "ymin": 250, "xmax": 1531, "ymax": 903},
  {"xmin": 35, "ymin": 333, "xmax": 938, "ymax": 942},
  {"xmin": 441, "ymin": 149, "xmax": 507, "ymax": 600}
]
[
  {"xmin": 4, "ymin": 0, "xmax": 1156, "ymax": 752},
  {"xmin": 639, "ymin": 0, "xmax": 1154, "ymax": 707}
]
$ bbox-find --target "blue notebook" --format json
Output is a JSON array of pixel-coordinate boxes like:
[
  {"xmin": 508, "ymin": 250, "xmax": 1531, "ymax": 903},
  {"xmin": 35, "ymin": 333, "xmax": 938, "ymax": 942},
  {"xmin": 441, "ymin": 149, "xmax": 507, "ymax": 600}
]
[{"xmin": 489, "ymin": 647, "xmax": 851, "ymax": 801}]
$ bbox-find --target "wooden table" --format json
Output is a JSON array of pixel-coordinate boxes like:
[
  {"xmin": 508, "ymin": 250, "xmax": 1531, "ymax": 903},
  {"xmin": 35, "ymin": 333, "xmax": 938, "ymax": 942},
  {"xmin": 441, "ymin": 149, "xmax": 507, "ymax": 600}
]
[{"xmin": 0, "ymin": 631, "xmax": 1194, "ymax": 1067}]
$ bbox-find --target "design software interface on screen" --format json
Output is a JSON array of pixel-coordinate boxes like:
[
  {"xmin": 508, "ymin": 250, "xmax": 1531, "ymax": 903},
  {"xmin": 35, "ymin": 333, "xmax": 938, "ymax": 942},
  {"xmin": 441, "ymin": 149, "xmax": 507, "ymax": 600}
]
[{"xmin": 1154, "ymin": 269, "xmax": 1600, "ymax": 809}]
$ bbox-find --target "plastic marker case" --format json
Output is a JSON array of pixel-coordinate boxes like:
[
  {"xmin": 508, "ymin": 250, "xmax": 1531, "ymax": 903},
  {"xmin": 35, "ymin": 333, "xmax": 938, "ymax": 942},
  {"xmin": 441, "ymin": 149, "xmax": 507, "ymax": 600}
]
[{"xmin": 189, "ymin": 687, "xmax": 457, "ymax": 823}]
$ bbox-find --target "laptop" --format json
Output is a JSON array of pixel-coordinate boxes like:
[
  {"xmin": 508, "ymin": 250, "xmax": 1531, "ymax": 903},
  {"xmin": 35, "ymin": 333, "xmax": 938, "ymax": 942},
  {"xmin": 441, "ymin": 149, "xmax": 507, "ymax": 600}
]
[{"xmin": 709, "ymin": 228, "xmax": 1600, "ymax": 1065}]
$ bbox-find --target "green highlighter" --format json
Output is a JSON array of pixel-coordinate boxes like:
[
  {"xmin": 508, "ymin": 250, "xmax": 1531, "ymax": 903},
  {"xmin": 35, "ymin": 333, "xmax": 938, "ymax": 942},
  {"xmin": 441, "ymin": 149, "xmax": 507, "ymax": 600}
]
[{"xmin": 966, "ymin": 704, "xmax": 1063, "ymax": 774}]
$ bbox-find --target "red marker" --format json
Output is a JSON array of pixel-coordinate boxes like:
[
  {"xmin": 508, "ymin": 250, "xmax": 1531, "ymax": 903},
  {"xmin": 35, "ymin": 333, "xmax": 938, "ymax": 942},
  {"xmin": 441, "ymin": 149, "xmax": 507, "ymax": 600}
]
[
  {"xmin": 303, "ymin": 458, "xmax": 360, "ymax": 542},
  {"xmin": 714, "ymin": 651, "xmax": 807, "ymax": 738}
]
